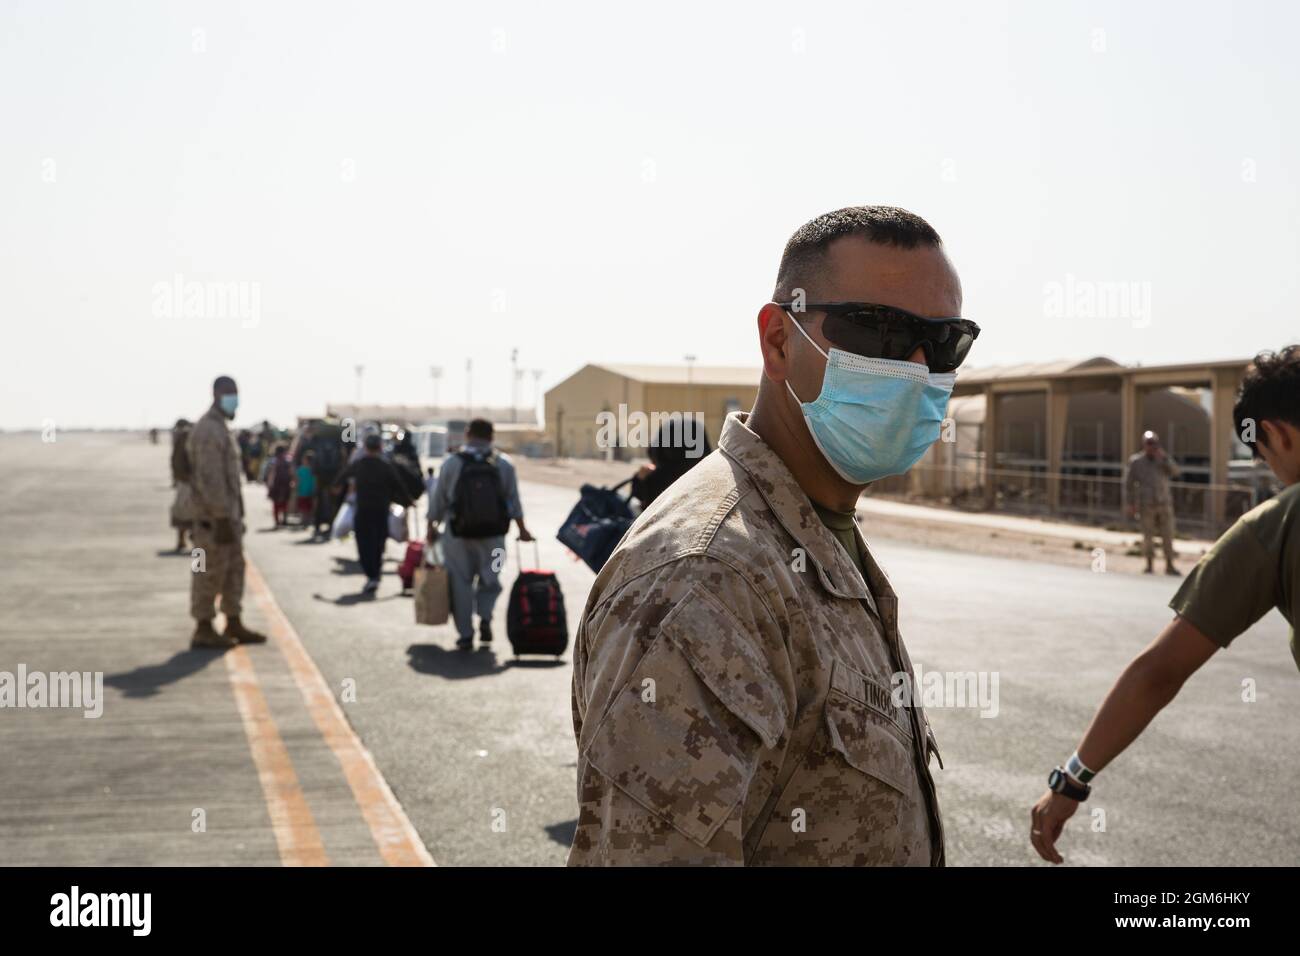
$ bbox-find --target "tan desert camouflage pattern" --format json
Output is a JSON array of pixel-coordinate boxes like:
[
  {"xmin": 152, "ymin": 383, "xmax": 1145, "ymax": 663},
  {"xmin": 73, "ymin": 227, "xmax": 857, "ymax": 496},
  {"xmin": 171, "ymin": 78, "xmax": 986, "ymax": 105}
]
[
  {"xmin": 187, "ymin": 404, "xmax": 246, "ymax": 621},
  {"xmin": 568, "ymin": 412, "xmax": 944, "ymax": 866},
  {"xmin": 1125, "ymin": 451, "xmax": 1179, "ymax": 508},
  {"xmin": 188, "ymin": 404, "xmax": 245, "ymax": 524}
]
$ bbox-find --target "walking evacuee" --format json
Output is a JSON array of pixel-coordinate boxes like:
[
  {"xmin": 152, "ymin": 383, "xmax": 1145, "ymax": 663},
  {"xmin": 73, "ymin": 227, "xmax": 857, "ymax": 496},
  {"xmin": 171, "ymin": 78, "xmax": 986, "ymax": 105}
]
[
  {"xmin": 629, "ymin": 418, "xmax": 712, "ymax": 510},
  {"xmin": 267, "ymin": 444, "xmax": 294, "ymax": 527},
  {"xmin": 428, "ymin": 419, "xmax": 534, "ymax": 650},
  {"xmin": 1031, "ymin": 346, "xmax": 1300, "ymax": 863},
  {"xmin": 187, "ymin": 375, "xmax": 267, "ymax": 649},
  {"xmin": 568, "ymin": 206, "xmax": 978, "ymax": 865},
  {"xmin": 296, "ymin": 451, "xmax": 317, "ymax": 526},
  {"xmin": 333, "ymin": 432, "xmax": 415, "ymax": 595},
  {"xmin": 1125, "ymin": 430, "xmax": 1181, "ymax": 575}
]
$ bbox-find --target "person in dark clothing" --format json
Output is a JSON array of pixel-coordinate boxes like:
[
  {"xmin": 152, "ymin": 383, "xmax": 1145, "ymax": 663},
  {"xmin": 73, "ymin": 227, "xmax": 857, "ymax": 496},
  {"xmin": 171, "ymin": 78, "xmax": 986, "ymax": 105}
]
[
  {"xmin": 392, "ymin": 429, "xmax": 422, "ymax": 475},
  {"xmin": 333, "ymin": 432, "xmax": 415, "ymax": 595},
  {"xmin": 629, "ymin": 417, "xmax": 712, "ymax": 509},
  {"xmin": 266, "ymin": 444, "xmax": 294, "ymax": 526}
]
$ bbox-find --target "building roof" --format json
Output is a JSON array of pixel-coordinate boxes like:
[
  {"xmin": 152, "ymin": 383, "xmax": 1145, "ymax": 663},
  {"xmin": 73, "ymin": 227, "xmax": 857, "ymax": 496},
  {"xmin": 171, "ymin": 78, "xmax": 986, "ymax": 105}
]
[
  {"xmin": 324, "ymin": 403, "xmax": 537, "ymax": 424},
  {"xmin": 588, "ymin": 363, "xmax": 761, "ymax": 387},
  {"xmin": 954, "ymin": 355, "xmax": 1251, "ymax": 388},
  {"xmin": 954, "ymin": 356, "xmax": 1122, "ymax": 384}
]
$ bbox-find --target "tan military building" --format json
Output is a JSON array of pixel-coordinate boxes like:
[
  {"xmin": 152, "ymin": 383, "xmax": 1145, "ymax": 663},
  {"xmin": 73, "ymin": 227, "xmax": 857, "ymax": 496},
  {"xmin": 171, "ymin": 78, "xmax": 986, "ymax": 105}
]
[
  {"xmin": 897, "ymin": 355, "xmax": 1274, "ymax": 536},
  {"xmin": 544, "ymin": 363, "xmax": 760, "ymax": 460}
]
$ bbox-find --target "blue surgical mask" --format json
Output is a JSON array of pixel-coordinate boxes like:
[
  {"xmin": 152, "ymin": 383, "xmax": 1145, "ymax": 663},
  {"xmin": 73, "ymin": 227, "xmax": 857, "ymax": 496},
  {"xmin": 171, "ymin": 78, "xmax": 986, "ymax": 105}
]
[
  {"xmin": 785, "ymin": 311, "xmax": 955, "ymax": 485},
  {"xmin": 219, "ymin": 393, "xmax": 239, "ymax": 417}
]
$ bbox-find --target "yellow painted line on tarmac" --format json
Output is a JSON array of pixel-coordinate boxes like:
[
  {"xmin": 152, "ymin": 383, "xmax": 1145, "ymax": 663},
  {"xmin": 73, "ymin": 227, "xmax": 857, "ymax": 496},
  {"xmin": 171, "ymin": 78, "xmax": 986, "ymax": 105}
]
[
  {"xmin": 224, "ymin": 644, "xmax": 331, "ymax": 866},
  {"xmin": 245, "ymin": 557, "xmax": 436, "ymax": 867}
]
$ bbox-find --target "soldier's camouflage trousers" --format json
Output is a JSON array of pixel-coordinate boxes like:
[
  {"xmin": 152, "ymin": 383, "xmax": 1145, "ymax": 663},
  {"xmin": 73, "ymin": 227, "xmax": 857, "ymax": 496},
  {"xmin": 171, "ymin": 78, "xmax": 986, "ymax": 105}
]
[
  {"xmin": 1139, "ymin": 504, "xmax": 1177, "ymax": 564},
  {"xmin": 190, "ymin": 522, "xmax": 245, "ymax": 621}
]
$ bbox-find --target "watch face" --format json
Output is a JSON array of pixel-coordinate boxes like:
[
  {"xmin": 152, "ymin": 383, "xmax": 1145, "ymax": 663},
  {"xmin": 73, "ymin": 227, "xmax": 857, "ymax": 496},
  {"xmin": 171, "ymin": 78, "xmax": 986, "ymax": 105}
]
[{"xmin": 1048, "ymin": 769, "xmax": 1062, "ymax": 790}]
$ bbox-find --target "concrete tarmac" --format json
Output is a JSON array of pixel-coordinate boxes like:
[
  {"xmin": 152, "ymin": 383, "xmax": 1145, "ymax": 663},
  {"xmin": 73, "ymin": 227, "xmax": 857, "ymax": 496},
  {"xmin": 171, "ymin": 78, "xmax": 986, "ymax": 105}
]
[{"xmin": 2, "ymin": 433, "xmax": 1296, "ymax": 866}]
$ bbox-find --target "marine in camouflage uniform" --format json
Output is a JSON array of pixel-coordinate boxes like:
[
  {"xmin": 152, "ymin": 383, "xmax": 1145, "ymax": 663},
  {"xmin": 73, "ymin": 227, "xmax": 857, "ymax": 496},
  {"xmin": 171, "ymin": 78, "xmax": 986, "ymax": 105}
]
[
  {"xmin": 568, "ymin": 413, "xmax": 944, "ymax": 865},
  {"xmin": 1125, "ymin": 430, "xmax": 1180, "ymax": 575},
  {"xmin": 187, "ymin": 376, "xmax": 266, "ymax": 649},
  {"xmin": 568, "ymin": 205, "xmax": 968, "ymax": 866}
]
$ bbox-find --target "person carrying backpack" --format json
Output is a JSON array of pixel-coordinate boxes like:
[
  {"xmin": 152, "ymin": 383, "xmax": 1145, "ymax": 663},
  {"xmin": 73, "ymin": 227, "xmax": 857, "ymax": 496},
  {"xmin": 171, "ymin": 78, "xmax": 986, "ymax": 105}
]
[{"xmin": 428, "ymin": 419, "xmax": 533, "ymax": 649}]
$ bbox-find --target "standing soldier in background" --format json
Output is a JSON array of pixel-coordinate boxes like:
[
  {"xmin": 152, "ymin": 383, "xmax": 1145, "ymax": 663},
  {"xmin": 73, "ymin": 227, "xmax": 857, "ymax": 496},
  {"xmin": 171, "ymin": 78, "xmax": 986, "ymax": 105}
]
[
  {"xmin": 169, "ymin": 418, "xmax": 195, "ymax": 553},
  {"xmin": 187, "ymin": 376, "xmax": 266, "ymax": 649},
  {"xmin": 1125, "ymin": 430, "xmax": 1181, "ymax": 576}
]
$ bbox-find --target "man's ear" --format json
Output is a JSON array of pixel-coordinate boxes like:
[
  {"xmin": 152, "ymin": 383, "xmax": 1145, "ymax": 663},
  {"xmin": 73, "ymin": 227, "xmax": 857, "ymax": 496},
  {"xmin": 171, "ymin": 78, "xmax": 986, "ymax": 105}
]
[
  {"xmin": 1261, "ymin": 418, "xmax": 1297, "ymax": 453},
  {"xmin": 757, "ymin": 303, "xmax": 791, "ymax": 383},
  {"xmin": 1259, "ymin": 419, "xmax": 1282, "ymax": 453}
]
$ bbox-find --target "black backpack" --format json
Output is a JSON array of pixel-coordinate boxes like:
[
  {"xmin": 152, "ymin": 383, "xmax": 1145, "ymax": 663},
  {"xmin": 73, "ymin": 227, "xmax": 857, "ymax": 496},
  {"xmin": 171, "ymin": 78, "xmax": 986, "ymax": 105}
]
[{"xmin": 450, "ymin": 451, "xmax": 511, "ymax": 538}]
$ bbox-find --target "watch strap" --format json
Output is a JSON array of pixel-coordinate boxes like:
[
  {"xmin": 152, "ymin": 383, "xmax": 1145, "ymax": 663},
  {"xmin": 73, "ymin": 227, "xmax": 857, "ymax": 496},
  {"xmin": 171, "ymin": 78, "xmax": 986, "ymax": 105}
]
[
  {"xmin": 1066, "ymin": 752, "xmax": 1096, "ymax": 784},
  {"xmin": 1049, "ymin": 767, "xmax": 1091, "ymax": 801}
]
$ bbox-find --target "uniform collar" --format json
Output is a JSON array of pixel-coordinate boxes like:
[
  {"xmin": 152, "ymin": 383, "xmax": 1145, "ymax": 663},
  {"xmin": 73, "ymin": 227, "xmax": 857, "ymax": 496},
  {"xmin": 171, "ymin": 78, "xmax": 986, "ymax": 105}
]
[
  {"xmin": 203, "ymin": 403, "xmax": 229, "ymax": 427},
  {"xmin": 718, "ymin": 412, "xmax": 887, "ymax": 603}
]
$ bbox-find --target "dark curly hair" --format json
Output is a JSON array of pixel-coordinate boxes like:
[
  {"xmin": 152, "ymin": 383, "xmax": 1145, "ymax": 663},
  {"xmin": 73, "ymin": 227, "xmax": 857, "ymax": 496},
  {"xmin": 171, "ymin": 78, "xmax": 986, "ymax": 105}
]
[{"xmin": 1234, "ymin": 345, "xmax": 1300, "ymax": 458}]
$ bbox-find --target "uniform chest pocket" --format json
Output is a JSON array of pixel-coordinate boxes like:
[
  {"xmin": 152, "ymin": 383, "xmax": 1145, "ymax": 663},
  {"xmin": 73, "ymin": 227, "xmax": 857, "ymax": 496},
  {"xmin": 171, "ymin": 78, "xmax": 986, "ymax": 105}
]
[{"xmin": 823, "ymin": 660, "xmax": 916, "ymax": 797}]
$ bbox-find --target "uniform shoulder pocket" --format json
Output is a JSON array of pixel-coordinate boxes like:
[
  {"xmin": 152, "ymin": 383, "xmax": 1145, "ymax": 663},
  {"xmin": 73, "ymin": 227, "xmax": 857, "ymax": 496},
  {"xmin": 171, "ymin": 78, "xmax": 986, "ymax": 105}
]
[{"xmin": 583, "ymin": 584, "xmax": 788, "ymax": 847}]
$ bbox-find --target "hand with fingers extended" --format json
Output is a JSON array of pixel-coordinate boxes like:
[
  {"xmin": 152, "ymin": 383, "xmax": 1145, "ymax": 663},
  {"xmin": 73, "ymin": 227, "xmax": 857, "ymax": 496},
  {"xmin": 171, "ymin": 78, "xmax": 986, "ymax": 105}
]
[{"xmin": 1030, "ymin": 789, "xmax": 1080, "ymax": 864}]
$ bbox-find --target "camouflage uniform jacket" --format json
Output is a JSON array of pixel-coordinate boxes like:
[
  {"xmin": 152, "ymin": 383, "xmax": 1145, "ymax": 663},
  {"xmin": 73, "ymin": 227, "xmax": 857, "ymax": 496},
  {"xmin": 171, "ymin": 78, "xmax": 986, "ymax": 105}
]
[
  {"xmin": 1125, "ymin": 452, "xmax": 1179, "ymax": 508},
  {"xmin": 187, "ymin": 404, "xmax": 244, "ymax": 524},
  {"xmin": 568, "ymin": 412, "xmax": 944, "ymax": 866}
]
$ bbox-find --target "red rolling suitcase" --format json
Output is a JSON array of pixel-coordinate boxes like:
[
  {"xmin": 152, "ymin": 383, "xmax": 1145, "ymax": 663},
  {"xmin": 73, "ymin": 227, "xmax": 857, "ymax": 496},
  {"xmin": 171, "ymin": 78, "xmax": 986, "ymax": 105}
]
[{"xmin": 505, "ymin": 542, "xmax": 568, "ymax": 658}]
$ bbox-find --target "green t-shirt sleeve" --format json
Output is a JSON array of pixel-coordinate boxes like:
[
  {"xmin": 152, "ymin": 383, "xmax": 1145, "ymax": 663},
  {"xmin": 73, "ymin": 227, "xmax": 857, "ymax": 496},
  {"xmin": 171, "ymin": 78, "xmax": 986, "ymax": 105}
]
[{"xmin": 1169, "ymin": 516, "xmax": 1277, "ymax": 647}]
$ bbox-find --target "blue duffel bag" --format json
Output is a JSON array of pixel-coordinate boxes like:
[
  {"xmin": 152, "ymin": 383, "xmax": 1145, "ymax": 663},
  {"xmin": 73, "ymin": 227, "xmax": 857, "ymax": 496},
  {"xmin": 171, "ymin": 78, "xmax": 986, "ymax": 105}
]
[{"xmin": 557, "ymin": 478, "xmax": 634, "ymax": 574}]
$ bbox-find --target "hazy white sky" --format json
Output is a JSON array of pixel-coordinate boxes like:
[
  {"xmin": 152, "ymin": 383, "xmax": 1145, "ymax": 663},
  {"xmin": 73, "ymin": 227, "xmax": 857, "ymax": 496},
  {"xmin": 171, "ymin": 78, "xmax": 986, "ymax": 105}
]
[{"xmin": 2, "ymin": 0, "xmax": 1297, "ymax": 429}]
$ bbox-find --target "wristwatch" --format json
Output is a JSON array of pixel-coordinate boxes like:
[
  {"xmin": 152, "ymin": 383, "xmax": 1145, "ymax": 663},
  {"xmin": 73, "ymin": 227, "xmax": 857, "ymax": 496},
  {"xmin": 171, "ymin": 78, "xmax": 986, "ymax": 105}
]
[{"xmin": 1048, "ymin": 767, "xmax": 1091, "ymax": 801}]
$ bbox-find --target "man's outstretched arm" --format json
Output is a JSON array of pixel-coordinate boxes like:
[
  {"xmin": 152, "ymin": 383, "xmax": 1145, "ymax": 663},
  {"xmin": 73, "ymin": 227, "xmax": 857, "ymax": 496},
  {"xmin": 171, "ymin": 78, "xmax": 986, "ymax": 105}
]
[{"xmin": 1029, "ymin": 615, "xmax": 1219, "ymax": 864}]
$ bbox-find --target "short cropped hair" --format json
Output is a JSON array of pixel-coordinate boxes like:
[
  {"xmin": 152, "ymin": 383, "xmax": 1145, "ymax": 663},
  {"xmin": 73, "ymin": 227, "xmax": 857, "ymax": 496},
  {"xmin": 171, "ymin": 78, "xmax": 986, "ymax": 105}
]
[
  {"xmin": 773, "ymin": 205, "xmax": 942, "ymax": 302},
  {"xmin": 467, "ymin": 419, "xmax": 493, "ymax": 440}
]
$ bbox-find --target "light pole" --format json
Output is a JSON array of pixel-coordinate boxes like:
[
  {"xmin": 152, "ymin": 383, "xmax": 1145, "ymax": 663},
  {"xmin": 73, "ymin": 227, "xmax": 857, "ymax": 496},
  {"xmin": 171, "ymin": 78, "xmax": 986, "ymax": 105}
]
[
  {"xmin": 429, "ymin": 366, "xmax": 442, "ymax": 420},
  {"xmin": 510, "ymin": 348, "xmax": 519, "ymax": 423},
  {"xmin": 354, "ymin": 364, "xmax": 364, "ymax": 409},
  {"xmin": 684, "ymin": 354, "xmax": 696, "ymax": 413},
  {"xmin": 465, "ymin": 358, "xmax": 473, "ymax": 418},
  {"xmin": 531, "ymin": 369, "xmax": 543, "ymax": 425}
]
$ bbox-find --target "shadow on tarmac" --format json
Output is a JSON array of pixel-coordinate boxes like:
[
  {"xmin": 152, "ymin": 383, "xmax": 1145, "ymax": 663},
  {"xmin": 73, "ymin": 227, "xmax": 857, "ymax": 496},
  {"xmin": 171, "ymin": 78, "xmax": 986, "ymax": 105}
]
[
  {"xmin": 545, "ymin": 819, "xmax": 577, "ymax": 847},
  {"xmin": 330, "ymin": 556, "xmax": 364, "ymax": 575},
  {"xmin": 312, "ymin": 590, "xmax": 406, "ymax": 607},
  {"xmin": 104, "ymin": 649, "xmax": 227, "ymax": 698},
  {"xmin": 405, "ymin": 643, "xmax": 508, "ymax": 679}
]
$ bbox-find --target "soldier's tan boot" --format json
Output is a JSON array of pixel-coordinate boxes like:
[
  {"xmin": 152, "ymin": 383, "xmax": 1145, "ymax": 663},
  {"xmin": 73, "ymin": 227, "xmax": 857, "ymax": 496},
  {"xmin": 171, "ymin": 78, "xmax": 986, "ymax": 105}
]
[
  {"xmin": 224, "ymin": 616, "xmax": 267, "ymax": 645},
  {"xmin": 192, "ymin": 619, "xmax": 237, "ymax": 650}
]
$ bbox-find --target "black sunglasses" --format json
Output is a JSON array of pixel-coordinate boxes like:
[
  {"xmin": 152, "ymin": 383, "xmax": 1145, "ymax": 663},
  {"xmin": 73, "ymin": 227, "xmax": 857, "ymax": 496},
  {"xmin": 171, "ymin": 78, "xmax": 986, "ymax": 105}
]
[{"xmin": 778, "ymin": 301, "xmax": 980, "ymax": 373}]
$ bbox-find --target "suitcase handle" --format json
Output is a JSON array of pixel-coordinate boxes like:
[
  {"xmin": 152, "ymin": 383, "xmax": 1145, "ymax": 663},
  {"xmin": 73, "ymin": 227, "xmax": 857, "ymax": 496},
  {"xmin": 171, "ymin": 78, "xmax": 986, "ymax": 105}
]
[{"xmin": 515, "ymin": 539, "xmax": 541, "ymax": 570}]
